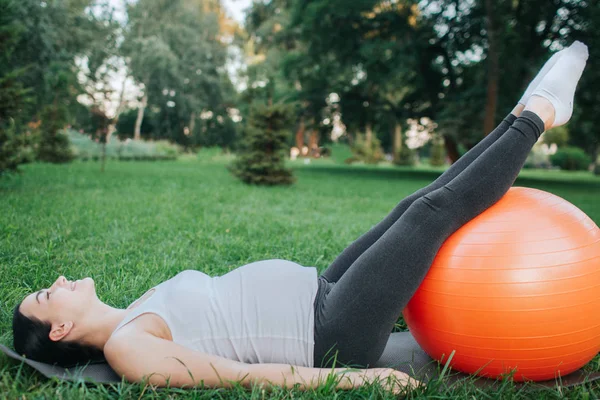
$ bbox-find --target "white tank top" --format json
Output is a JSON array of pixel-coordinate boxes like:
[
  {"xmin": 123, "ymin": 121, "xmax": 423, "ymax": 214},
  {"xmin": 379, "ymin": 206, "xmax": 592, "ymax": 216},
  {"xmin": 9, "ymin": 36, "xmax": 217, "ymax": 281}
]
[{"xmin": 111, "ymin": 259, "xmax": 319, "ymax": 367}]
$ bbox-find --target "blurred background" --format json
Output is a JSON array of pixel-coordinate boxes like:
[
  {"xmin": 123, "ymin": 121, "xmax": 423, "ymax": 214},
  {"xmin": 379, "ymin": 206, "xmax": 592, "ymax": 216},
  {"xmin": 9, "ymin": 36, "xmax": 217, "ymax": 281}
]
[
  {"xmin": 1, "ymin": 0, "xmax": 598, "ymax": 174},
  {"xmin": 2, "ymin": 3, "xmax": 600, "ymax": 396}
]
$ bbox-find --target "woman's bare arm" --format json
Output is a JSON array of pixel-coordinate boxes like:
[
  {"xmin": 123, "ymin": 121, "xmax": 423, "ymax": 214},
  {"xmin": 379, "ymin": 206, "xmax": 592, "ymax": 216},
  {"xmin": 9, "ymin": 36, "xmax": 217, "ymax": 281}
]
[{"xmin": 104, "ymin": 332, "xmax": 418, "ymax": 392}]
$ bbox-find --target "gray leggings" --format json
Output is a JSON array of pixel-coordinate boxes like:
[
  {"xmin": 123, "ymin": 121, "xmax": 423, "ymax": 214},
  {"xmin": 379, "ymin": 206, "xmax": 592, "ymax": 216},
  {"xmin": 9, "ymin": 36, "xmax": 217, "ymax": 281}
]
[{"xmin": 312, "ymin": 111, "xmax": 545, "ymax": 368}]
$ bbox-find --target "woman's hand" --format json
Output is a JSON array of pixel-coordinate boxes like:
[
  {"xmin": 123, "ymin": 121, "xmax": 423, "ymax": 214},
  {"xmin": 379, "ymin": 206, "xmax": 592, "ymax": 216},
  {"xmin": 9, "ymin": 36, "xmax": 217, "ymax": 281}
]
[{"xmin": 358, "ymin": 368, "xmax": 420, "ymax": 394}]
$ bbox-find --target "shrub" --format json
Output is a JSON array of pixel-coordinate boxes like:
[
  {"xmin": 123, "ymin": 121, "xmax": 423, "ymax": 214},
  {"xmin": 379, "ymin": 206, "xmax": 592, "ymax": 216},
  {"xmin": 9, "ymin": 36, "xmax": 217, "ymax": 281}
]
[
  {"xmin": 36, "ymin": 129, "xmax": 74, "ymax": 163},
  {"xmin": 524, "ymin": 144, "xmax": 552, "ymax": 169},
  {"xmin": 542, "ymin": 126, "xmax": 569, "ymax": 147},
  {"xmin": 549, "ymin": 146, "xmax": 591, "ymax": 171},
  {"xmin": 429, "ymin": 136, "xmax": 446, "ymax": 167},
  {"xmin": 0, "ymin": 69, "xmax": 33, "ymax": 176},
  {"xmin": 393, "ymin": 146, "xmax": 417, "ymax": 166},
  {"xmin": 328, "ymin": 142, "xmax": 354, "ymax": 164},
  {"xmin": 66, "ymin": 130, "xmax": 180, "ymax": 161},
  {"xmin": 228, "ymin": 102, "xmax": 295, "ymax": 186},
  {"xmin": 348, "ymin": 133, "xmax": 384, "ymax": 164},
  {"xmin": 0, "ymin": 120, "xmax": 33, "ymax": 176},
  {"xmin": 35, "ymin": 105, "xmax": 74, "ymax": 163}
]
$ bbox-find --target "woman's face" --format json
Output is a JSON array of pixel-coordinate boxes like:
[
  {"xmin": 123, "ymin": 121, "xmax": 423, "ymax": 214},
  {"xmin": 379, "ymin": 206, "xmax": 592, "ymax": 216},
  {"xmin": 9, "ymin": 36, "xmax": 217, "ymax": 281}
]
[{"xmin": 19, "ymin": 276, "xmax": 98, "ymax": 339}]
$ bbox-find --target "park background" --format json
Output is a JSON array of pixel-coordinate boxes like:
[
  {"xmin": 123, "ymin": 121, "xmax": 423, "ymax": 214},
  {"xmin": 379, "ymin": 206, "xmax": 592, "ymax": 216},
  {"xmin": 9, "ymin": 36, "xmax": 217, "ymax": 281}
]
[{"xmin": 1, "ymin": 0, "xmax": 600, "ymax": 398}]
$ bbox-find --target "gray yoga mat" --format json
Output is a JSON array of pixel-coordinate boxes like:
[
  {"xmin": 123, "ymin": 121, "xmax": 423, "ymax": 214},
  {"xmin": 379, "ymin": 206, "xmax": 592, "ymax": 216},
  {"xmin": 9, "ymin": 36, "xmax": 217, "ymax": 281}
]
[{"xmin": 2, "ymin": 331, "xmax": 599, "ymax": 388}]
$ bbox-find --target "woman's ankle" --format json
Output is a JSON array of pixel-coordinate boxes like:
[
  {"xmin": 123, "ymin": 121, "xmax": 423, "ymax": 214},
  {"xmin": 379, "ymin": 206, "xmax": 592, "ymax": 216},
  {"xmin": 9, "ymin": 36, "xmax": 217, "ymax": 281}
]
[
  {"xmin": 524, "ymin": 95, "xmax": 555, "ymax": 131},
  {"xmin": 510, "ymin": 104, "xmax": 525, "ymax": 118}
]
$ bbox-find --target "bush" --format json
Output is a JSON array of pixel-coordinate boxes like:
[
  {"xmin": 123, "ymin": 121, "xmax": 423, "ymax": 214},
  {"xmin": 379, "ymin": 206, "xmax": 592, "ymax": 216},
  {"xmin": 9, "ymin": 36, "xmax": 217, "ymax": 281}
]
[
  {"xmin": 0, "ymin": 120, "xmax": 33, "ymax": 176},
  {"xmin": 393, "ymin": 146, "xmax": 417, "ymax": 166},
  {"xmin": 542, "ymin": 126, "xmax": 569, "ymax": 147},
  {"xmin": 36, "ymin": 129, "xmax": 74, "ymax": 163},
  {"xmin": 66, "ymin": 130, "xmax": 180, "ymax": 161},
  {"xmin": 348, "ymin": 133, "xmax": 384, "ymax": 164},
  {"xmin": 35, "ymin": 87, "xmax": 75, "ymax": 163},
  {"xmin": 328, "ymin": 142, "xmax": 354, "ymax": 164},
  {"xmin": 429, "ymin": 136, "xmax": 446, "ymax": 167},
  {"xmin": 524, "ymin": 144, "xmax": 552, "ymax": 169},
  {"xmin": 228, "ymin": 102, "xmax": 295, "ymax": 186},
  {"xmin": 549, "ymin": 146, "xmax": 591, "ymax": 171}
]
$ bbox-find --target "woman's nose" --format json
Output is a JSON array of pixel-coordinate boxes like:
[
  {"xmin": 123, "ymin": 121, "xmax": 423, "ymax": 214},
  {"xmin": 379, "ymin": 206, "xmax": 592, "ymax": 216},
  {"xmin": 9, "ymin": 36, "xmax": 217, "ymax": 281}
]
[{"xmin": 52, "ymin": 276, "xmax": 68, "ymax": 290}]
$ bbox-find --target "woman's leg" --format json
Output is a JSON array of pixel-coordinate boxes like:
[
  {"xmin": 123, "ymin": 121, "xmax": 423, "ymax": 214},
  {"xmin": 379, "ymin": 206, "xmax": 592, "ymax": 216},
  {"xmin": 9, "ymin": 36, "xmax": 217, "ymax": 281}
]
[
  {"xmin": 320, "ymin": 47, "xmax": 569, "ymax": 284},
  {"xmin": 313, "ymin": 109, "xmax": 546, "ymax": 368},
  {"xmin": 320, "ymin": 109, "xmax": 520, "ymax": 284}
]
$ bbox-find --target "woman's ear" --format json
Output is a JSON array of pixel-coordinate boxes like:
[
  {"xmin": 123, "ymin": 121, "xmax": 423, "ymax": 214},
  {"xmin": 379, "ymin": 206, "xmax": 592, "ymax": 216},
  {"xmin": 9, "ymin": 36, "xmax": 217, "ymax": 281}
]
[{"xmin": 49, "ymin": 321, "xmax": 74, "ymax": 342}]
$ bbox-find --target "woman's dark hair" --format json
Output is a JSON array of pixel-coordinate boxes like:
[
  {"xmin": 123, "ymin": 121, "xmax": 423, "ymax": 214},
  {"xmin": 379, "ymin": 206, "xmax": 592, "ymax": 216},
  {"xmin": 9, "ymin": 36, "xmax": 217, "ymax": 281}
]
[{"xmin": 12, "ymin": 303, "xmax": 105, "ymax": 367}]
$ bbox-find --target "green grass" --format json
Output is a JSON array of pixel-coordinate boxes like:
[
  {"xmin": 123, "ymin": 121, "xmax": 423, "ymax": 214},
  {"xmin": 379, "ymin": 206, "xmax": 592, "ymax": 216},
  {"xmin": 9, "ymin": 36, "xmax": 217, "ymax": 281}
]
[{"xmin": 1, "ymin": 159, "xmax": 599, "ymax": 399}]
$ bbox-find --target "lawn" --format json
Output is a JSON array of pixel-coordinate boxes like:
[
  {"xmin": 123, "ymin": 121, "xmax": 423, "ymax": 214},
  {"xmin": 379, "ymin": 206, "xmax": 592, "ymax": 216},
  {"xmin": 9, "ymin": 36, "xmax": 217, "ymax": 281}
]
[{"xmin": 1, "ymin": 156, "xmax": 599, "ymax": 399}]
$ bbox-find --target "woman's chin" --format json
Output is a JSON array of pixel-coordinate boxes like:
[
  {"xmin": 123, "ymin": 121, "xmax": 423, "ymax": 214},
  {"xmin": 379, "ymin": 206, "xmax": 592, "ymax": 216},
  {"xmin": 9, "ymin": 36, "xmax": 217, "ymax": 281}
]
[{"xmin": 77, "ymin": 277, "xmax": 96, "ymax": 294}]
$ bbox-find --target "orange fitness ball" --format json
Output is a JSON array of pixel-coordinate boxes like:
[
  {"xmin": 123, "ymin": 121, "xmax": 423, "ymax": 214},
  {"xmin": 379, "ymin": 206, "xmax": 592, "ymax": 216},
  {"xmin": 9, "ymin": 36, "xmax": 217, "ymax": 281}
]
[{"xmin": 404, "ymin": 187, "xmax": 600, "ymax": 382}]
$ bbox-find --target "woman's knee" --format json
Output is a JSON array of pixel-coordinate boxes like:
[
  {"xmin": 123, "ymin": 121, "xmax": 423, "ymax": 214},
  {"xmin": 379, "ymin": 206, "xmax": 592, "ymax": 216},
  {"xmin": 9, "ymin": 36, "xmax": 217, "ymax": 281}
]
[{"xmin": 409, "ymin": 186, "xmax": 454, "ymax": 215}]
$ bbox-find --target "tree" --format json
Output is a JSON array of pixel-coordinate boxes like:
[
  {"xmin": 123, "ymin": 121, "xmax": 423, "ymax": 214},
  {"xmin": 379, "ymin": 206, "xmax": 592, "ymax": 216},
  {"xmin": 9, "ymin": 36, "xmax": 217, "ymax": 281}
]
[
  {"xmin": 75, "ymin": 1, "xmax": 123, "ymax": 171},
  {"xmin": 0, "ymin": 0, "xmax": 33, "ymax": 175},
  {"xmin": 35, "ymin": 63, "xmax": 75, "ymax": 163},
  {"xmin": 123, "ymin": 0, "xmax": 235, "ymax": 147},
  {"xmin": 568, "ymin": 0, "xmax": 600, "ymax": 169},
  {"xmin": 429, "ymin": 0, "xmax": 592, "ymax": 160},
  {"xmin": 290, "ymin": 0, "xmax": 444, "ymax": 163},
  {"xmin": 228, "ymin": 102, "xmax": 295, "ymax": 185},
  {"xmin": 1, "ymin": 0, "xmax": 125, "ymax": 168}
]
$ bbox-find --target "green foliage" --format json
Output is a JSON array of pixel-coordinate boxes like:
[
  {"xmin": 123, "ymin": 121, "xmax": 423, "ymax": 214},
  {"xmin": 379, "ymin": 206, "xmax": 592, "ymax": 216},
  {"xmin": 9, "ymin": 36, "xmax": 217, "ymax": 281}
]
[
  {"xmin": 35, "ymin": 63, "xmax": 78, "ymax": 164},
  {"xmin": 123, "ymin": 0, "xmax": 236, "ymax": 147},
  {"xmin": 550, "ymin": 147, "xmax": 592, "ymax": 171},
  {"xmin": 347, "ymin": 133, "xmax": 385, "ymax": 164},
  {"xmin": 0, "ymin": 1, "xmax": 32, "ymax": 175},
  {"xmin": 228, "ymin": 102, "xmax": 295, "ymax": 185},
  {"xmin": 524, "ymin": 144, "xmax": 552, "ymax": 170},
  {"xmin": 327, "ymin": 142, "xmax": 354, "ymax": 165},
  {"xmin": 0, "ymin": 119, "xmax": 33, "ymax": 175},
  {"xmin": 543, "ymin": 126, "xmax": 569, "ymax": 148},
  {"xmin": 115, "ymin": 108, "xmax": 159, "ymax": 139},
  {"xmin": 393, "ymin": 146, "xmax": 417, "ymax": 167},
  {"xmin": 36, "ymin": 128, "xmax": 74, "ymax": 164},
  {"xmin": 568, "ymin": 0, "xmax": 600, "ymax": 164},
  {"xmin": 66, "ymin": 130, "xmax": 180, "ymax": 161},
  {"xmin": 429, "ymin": 137, "xmax": 446, "ymax": 167}
]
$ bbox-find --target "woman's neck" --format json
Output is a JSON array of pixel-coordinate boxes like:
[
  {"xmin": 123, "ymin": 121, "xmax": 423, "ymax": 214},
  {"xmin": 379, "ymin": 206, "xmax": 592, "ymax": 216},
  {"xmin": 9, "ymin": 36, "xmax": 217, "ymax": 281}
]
[{"xmin": 76, "ymin": 302, "xmax": 129, "ymax": 350}]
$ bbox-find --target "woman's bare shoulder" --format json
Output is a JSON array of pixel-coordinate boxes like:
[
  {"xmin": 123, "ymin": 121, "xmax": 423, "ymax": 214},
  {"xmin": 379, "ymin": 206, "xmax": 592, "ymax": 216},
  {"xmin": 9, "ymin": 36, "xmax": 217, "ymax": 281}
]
[{"xmin": 110, "ymin": 312, "xmax": 172, "ymax": 345}]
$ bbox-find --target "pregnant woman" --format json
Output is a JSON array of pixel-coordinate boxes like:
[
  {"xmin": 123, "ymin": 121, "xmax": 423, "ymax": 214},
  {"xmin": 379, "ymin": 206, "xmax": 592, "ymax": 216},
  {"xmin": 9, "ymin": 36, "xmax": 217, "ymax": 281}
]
[{"xmin": 12, "ymin": 42, "xmax": 588, "ymax": 393}]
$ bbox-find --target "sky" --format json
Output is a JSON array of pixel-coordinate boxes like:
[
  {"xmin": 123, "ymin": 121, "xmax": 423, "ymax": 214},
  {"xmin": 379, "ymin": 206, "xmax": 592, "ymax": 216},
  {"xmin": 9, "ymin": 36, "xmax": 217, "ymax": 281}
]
[
  {"xmin": 101, "ymin": 0, "xmax": 254, "ymax": 116},
  {"xmin": 222, "ymin": 0, "xmax": 253, "ymax": 25},
  {"xmin": 109, "ymin": 0, "xmax": 253, "ymax": 25}
]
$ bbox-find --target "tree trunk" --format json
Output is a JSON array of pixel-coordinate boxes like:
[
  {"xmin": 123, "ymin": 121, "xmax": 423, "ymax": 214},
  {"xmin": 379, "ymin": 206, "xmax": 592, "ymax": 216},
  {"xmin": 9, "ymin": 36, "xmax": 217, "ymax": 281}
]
[
  {"xmin": 392, "ymin": 120, "xmax": 402, "ymax": 163},
  {"xmin": 296, "ymin": 116, "xmax": 305, "ymax": 151},
  {"xmin": 483, "ymin": 0, "xmax": 499, "ymax": 135},
  {"xmin": 134, "ymin": 94, "xmax": 147, "ymax": 140},
  {"xmin": 309, "ymin": 129, "xmax": 320, "ymax": 157},
  {"xmin": 101, "ymin": 142, "xmax": 106, "ymax": 172},
  {"xmin": 108, "ymin": 76, "xmax": 127, "ymax": 145},
  {"xmin": 365, "ymin": 121, "xmax": 373, "ymax": 147},
  {"xmin": 443, "ymin": 134, "xmax": 460, "ymax": 163},
  {"xmin": 189, "ymin": 112, "xmax": 196, "ymax": 136},
  {"xmin": 106, "ymin": 124, "xmax": 116, "ymax": 144},
  {"xmin": 100, "ymin": 125, "xmax": 108, "ymax": 173}
]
